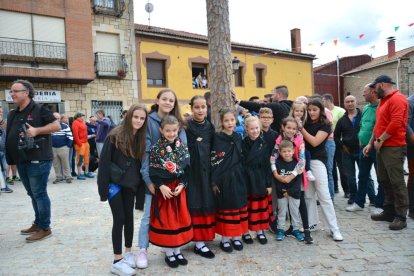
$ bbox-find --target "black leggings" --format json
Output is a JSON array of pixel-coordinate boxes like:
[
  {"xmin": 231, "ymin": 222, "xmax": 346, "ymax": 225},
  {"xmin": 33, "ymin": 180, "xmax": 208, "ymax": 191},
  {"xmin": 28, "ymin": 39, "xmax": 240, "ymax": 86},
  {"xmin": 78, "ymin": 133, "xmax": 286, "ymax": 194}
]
[
  {"xmin": 299, "ymin": 191, "xmax": 309, "ymax": 231},
  {"xmin": 109, "ymin": 188, "xmax": 135, "ymax": 255}
]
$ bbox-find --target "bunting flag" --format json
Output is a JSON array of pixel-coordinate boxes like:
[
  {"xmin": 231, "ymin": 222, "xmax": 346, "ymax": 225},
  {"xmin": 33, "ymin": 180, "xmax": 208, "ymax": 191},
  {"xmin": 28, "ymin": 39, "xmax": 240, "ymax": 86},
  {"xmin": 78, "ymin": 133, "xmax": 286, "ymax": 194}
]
[
  {"xmin": 409, "ymin": 23, "xmax": 414, "ymax": 27},
  {"xmin": 320, "ymin": 42, "xmax": 325, "ymax": 46},
  {"xmin": 359, "ymin": 34, "xmax": 365, "ymax": 39},
  {"xmin": 333, "ymin": 39, "xmax": 338, "ymax": 46},
  {"xmin": 394, "ymin": 26, "xmax": 400, "ymax": 32},
  {"xmin": 345, "ymin": 36, "xmax": 351, "ymax": 39}
]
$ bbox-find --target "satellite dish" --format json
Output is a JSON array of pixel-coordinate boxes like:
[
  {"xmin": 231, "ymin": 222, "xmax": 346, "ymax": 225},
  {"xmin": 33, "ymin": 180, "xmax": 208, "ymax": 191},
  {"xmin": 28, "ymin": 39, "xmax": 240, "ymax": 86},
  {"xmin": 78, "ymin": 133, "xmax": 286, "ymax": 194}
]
[{"xmin": 145, "ymin": 3, "xmax": 154, "ymax": 13}]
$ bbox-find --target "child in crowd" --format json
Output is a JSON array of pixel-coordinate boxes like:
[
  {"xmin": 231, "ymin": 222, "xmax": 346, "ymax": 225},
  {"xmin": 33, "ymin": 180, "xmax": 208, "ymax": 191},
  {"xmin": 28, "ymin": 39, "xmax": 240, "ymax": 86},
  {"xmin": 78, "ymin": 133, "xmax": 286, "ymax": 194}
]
[
  {"xmin": 258, "ymin": 107, "xmax": 278, "ymax": 232},
  {"xmin": 289, "ymin": 101, "xmax": 316, "ymax": 181},
  {"xmin": 186, "ymin": 95, "xmax": 216, "ymax": 259},
  {"xmin": 148, "ymin": 115, "xmax": 193, "ymax": 268},
  {"xmin": 241, "ymin": 115, "xmax": 273, "ymax": 245},
  {"xmin": 211, "ymin": 109, "xmax": 248, "ymax": 253},
  {"xmin": 271, "ymin": 117, "xmax": 313, "ymax": 244},
  {"xmin": 273, "ymin": 140, "xmax": 303, "ymax": 242}
]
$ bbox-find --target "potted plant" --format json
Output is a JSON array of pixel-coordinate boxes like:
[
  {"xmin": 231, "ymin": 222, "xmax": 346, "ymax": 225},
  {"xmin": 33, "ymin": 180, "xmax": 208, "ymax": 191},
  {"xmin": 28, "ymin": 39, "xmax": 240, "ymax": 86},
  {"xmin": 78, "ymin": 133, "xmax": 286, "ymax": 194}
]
[{"xmin": 117, "ymin": 69, "xmax": 126, "ymax": 80}]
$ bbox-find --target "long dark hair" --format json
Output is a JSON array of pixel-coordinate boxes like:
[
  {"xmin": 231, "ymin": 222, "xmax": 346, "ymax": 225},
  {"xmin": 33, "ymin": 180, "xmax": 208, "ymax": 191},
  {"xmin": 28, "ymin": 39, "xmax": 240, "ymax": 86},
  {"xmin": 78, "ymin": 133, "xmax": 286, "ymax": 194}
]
[
  {"xmin": 108, "ymin": 104, "xmax": 148, "ymax": 159},
  {"xmin": 304, "ymin": 99, "xmax": 331, "ymax": 127},
  {"xmin": 150, "ymin": 88, "xmax": 185, "ymax": 127}
]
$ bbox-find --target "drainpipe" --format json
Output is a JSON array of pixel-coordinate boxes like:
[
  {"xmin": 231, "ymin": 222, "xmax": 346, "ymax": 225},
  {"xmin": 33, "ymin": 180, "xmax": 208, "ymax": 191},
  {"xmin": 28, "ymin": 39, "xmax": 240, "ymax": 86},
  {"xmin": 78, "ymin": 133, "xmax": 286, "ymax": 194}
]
[{"xmin": 396, "ymin": 58, "xmax": 401, "ymax": 91}]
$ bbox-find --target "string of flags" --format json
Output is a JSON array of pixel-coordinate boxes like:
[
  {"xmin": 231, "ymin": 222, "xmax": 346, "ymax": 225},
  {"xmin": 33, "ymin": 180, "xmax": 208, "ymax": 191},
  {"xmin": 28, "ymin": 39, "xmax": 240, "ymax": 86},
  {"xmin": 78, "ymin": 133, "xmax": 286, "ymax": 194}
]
[{"xmin": 308, "ymin": 22, "xmax": 414, "ymax": 47}]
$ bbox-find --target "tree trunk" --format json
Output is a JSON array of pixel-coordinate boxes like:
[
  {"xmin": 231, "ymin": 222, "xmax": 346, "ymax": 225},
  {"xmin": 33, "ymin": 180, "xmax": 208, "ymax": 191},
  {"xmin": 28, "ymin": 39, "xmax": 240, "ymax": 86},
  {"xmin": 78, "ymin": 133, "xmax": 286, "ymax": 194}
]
[{"xmin": 206, "ymin": 0, "xmax": 234, "ymax": 130}]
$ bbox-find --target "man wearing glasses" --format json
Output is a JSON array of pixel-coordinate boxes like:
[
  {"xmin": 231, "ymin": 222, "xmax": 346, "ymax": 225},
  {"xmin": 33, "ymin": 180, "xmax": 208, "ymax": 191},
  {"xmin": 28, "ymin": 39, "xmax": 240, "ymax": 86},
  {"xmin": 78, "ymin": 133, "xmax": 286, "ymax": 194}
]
[
  {"xmin": 364, "ymin": 75, "xmax": 409, "ymax": 230},
  {"xmin": 5, "ymin": 80, "xmax": 60, "ymax": 242}
]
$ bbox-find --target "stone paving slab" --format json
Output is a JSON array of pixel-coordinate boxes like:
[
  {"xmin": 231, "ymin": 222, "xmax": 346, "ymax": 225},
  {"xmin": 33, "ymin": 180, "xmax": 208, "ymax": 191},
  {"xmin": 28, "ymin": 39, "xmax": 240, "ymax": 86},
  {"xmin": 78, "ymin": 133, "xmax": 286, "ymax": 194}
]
[{"xmin": 0, "ymin": 173, "xmax": 413, "ymax": 275}]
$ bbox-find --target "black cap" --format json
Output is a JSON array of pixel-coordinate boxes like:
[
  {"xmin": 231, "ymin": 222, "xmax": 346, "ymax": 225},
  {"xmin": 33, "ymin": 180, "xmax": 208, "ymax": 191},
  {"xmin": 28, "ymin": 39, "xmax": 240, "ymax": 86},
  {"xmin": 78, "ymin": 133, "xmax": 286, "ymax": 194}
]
[{"xmin": 369, "ymin": 75, "xmax": 396, "ymax": 88}]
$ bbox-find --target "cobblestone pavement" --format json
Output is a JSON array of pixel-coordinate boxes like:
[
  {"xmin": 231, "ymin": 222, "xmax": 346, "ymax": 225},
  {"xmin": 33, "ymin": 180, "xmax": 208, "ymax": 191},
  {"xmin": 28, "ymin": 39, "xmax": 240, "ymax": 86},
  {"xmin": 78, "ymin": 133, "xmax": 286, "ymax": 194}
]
[{"xmin": 0, "ymin": 172, "xmax": 413, "ymax": 276}]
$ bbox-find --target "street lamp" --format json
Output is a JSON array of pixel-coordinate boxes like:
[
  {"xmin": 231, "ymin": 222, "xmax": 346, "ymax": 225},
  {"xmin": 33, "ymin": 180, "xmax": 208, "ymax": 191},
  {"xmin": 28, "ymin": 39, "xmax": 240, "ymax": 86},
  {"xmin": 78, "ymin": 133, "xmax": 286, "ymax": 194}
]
[{"xmin": 232, "ymin": 56, "xmax": 240, "ymax": 74}]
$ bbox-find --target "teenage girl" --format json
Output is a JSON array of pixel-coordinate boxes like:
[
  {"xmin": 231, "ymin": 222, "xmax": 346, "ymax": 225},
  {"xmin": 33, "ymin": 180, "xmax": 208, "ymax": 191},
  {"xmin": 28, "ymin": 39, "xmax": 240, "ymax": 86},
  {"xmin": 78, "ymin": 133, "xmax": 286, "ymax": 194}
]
[
  {"xmin": 289, "ymin": 101, "xmax": 315, "ymax": 181},
  {"xmin": 186, "ymin": 95, "xmax": 216, "ymax": 258},
  {"xmin": 298, "ymin": 99, "xmax": 343, "ymax": 241},
  {"xmin": 211, "ymin": 109, "xmax": 248, "ymax": 253},
  {"xmin": 148, "ymin": 115, "xmax": 193, "ymax": 268},
  {"xmin": 97, "ymin": 104, "xmax": 147, "ymax": 276},
  {"xmin": 270, "ymin": 117, "xmax": 313, "ymax": 244},
  {"xmin": 137, "ymin": 89, "xmax": 187, "ymax": 269},
  {"xmin": 241, "ymin": 115, "xmax": 273, "ymax": 245}
]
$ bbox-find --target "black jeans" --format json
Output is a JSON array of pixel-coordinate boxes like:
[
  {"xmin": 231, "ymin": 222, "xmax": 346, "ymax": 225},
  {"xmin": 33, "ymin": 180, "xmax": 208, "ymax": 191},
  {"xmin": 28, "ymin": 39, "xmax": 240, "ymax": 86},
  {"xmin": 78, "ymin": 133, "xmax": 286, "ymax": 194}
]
[{"xmin": 109, "ymin": 188, "xmax": 135, "ymax": 255}]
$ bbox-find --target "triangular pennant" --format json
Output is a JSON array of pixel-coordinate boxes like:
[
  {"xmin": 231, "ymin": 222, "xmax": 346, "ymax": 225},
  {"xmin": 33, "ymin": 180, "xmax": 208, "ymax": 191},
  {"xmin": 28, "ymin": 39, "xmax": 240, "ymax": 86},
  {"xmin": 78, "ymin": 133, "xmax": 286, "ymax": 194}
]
[
  {"xmin": 333, "ymin": 39, "xmax": 338, "ymax": 46},
  {"xmin": 320, "ymin": 42, "xmax": 325, "ymax": 46},
  {"xmin": 394, "ymin": 26, "xmax": 400, "ymax": 32},
  {"xmin": 408, "ymin": 23, "xmax": 414, "ymax": 27},
  {"xmin": 359, "ymin": 34, "xmax": 365, "ymax": 39},
  {"xmin": 345, "ymin": 36, "xmax": 351, "ymax": 39}
]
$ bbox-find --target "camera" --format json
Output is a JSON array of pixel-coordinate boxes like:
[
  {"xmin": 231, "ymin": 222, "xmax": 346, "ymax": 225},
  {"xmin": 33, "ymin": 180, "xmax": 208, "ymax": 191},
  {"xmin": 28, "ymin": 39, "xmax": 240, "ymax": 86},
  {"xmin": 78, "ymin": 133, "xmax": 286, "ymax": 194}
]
[{"xmin": 18, "ymin": 124, "xmax": 39, "ymax": 150}]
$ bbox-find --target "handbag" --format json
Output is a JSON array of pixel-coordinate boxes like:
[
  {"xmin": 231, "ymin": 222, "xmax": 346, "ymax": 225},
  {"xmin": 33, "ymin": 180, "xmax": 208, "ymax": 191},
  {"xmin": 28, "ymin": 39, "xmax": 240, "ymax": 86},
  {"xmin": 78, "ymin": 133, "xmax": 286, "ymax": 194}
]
[{"xmin": 110, "ymin": 159, "xmax": 132, "ymax": 183}]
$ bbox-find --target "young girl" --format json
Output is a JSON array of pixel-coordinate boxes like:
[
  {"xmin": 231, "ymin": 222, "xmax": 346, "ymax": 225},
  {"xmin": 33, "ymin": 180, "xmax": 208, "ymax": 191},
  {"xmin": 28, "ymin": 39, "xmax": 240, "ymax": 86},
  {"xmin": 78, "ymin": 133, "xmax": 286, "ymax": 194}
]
[
  {"xmin": 186, "ymin": 95, "xmax": 216, "ymax": 258},
  {"xmin": 270, "ymin": 117, "xmax": 312, "ymax": 244},
  {"xmin": 137, "ymin": 89, "xmax": 187, "ymax": 269},
  {"xmin": 148, "ymin": 115, "xmax": 193, "ymax": 268},
  {"xmin": 289, "ymin": 101, "xmax": 316, "ymax": 181},
  {"xmin": 97, "ymin": 104, "xmax": 148, "ymax": 276},
  {"xmin": 241, "ymin": 115, "xmax": 273, "ymax": 245},
  {"xmin": 299, "ymin": 99, "xmax": 343, "ymax": 242},
  {"xmin": 211, "ymin": 109, "xmax": 248, "ymax": 253}
]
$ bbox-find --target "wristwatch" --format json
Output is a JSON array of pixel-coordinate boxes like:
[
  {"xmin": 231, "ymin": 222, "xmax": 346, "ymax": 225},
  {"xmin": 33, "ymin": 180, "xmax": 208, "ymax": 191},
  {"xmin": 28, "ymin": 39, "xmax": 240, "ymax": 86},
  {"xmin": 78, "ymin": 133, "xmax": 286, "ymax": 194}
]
[{"xmin": 376, "ymin": 138, "xmax": 383, "ymax": 143}]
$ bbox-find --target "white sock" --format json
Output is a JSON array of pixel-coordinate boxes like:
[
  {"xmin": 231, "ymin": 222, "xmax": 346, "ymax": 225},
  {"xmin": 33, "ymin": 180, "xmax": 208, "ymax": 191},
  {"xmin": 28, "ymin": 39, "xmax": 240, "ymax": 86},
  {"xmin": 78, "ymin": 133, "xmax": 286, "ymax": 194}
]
[
  {"xmin": 257, "ymin": 230, "xmax": 264, "ymax": 235},
  {"xmin": 165, "ymin": 248, "xmax": 174, "ymax": 257},
  {"xmin": 196, "ymin": 242, "xmax": 205, "ymax": 249},
  {"xmin": 173, "ymin": 247, "xmax": 181, "ymax": 255},
  {"xmin": 221, "ymin": 236, "xmax": 230, "ymax": 246}
]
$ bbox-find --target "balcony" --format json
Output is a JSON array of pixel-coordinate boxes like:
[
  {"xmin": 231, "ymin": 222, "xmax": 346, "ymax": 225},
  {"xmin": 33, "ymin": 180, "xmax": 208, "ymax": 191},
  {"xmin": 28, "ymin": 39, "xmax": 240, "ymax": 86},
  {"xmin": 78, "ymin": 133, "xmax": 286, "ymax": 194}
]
[
  {"xmin": 95, "ymin": 52, "xmax": 128, "ymax": 79},
  {"xmin": 92, "ymin": 0, "xmax": 125, "ymax": 17},
  {"xmin": 0, "ymin": 37, "xmax": 67, "ymax": 66}
]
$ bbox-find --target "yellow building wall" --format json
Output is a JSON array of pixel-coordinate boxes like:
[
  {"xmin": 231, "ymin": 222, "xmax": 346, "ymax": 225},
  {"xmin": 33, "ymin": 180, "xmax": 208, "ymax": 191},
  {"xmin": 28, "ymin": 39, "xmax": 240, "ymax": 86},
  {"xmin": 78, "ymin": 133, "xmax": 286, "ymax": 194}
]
[{"xmin": 138, "ymin": 40, "xmax": 313, "ymax": 114}]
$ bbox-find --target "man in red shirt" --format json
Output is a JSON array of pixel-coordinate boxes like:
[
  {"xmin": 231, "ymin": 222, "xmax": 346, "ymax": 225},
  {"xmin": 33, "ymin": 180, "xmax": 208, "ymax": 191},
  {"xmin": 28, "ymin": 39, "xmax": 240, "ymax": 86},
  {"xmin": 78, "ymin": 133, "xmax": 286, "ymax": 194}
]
[{"xmin": 364, "ymin": 75, "xmax": 409, "ymax": 230}]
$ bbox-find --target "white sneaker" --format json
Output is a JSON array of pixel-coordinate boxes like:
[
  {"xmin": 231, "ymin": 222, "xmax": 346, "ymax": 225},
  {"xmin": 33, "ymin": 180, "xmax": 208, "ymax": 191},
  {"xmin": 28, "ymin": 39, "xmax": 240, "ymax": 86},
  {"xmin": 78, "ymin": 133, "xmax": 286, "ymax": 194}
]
[
  {"xmin": 331, "ymin": 230, "xmax": 343, "ymax": 242},
  {"xmin": 111, "ymin": 259, "xmax": 136, "ymax": 276},
  {"xmin": 306, "ymin": 171, "xmax": 316, "ymax": 181},
  {"xmin": 346, "ymin": 203, "xmax": 364, "ymax": 212},
  {"xmin": 135, "ymin": 248, "xmax": 148, "ymax": 269},
  {"xmin": 123, "ymin": 252, "xmax": 136, "ymax": 268}
]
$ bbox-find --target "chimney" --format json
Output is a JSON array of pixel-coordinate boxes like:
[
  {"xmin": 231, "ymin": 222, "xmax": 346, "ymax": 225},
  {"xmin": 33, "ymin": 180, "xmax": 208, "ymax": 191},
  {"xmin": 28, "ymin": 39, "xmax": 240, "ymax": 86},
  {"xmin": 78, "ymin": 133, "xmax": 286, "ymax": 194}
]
[
  {"xmin": 291, "ymin": 28, "xmax": 301, "ymax": 53},
  {"xmin": 387, "ymin": 37, "xmax": 395, "ymax": 58}
]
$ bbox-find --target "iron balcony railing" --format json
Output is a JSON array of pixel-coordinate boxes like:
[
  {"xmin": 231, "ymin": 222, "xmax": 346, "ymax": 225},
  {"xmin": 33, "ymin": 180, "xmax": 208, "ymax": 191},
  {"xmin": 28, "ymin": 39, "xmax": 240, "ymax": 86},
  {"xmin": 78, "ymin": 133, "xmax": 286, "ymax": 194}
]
[
  {"xmin": 92, "ymin": 0, "xmax": 125, "ymax": 17},
  {"xmin": 0, "ymin": 37, "xmax": 67, "ymax": 65},
  {"xmin": 95, "ymin": 52, "xmax": 128, "ymax": 78}
]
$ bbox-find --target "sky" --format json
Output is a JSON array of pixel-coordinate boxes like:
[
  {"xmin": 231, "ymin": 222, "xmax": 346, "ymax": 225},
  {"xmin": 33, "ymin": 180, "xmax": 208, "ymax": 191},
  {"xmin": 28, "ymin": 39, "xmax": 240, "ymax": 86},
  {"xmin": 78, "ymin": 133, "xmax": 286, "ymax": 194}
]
[{"xmin": 133, "ymin": 0, "xmax": 414, "ymax": 66}]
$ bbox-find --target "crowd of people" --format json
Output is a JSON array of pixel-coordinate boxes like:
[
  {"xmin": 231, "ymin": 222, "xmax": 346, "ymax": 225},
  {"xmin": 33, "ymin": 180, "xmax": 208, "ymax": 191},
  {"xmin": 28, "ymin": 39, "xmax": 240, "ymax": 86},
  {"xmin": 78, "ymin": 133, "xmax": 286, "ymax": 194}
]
[{"xmin": 4, "ymin": 75, "xmax": 412, "ymax": 276}]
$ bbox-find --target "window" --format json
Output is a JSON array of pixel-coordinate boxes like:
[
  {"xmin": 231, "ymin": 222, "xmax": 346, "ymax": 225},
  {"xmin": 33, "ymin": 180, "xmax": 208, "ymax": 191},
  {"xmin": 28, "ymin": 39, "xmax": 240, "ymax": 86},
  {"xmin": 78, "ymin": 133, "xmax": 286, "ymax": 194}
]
[
  {"xmin": 192, "ymin": 63, "xmax": 208, "ymax": 89},
  {"xmin": 0, "ymin": 10, "xmax": 66, "ymax": 67},
  {"xmin": 95, "ymin": 32, "xmax": 125, "ymax": 78},
  {"xmin": 234, "ymin": 66, "xmax": 244, "ymax": 87},
  {"xmin": 147, "ymin": 59, "xmax": 166, "ymax": 87},
  {"xmin": 256, "ymin": 68, "xmax": 264, "ymax": 88},
  {"xmin": 92, "ymin": 0, "xmax": 125, "ymax": 17},
  {"xmin": 91, "ymin": 100, "xmax": 123, "ymax": 125}
]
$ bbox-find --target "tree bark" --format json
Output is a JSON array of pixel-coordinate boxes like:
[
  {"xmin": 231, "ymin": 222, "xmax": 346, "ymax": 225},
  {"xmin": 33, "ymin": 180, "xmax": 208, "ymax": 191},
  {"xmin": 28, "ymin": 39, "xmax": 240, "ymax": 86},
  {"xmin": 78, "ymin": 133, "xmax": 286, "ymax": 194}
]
[{"xmin": 206, "ymin": 0, "xmax": 234, "ymax": 130}]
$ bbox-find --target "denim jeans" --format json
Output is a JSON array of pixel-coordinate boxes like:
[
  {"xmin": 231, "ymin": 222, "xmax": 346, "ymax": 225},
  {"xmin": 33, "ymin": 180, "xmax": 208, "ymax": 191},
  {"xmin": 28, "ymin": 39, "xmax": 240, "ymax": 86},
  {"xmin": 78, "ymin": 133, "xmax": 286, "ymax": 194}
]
[
  {"xmin": 354, "ymin": 147, "xmax": 377, "ymax": 207},
  {"xmin": 324, "ymin": 139, "xmax": 336, "ymax": 199},
  {"xmin": 17, "ymin": 160, "xmax": 53, "ymax": 230},
  {"xmin": 0, "ymin": 151, "xmax": 8, "ymax": 188},
  {"xmin": 138, "ymin": 193, "xmax": 152, "ymax": 249},
  {"xmin": 342, "ymin": 150, "xmax": 360, "ymax": 201}
]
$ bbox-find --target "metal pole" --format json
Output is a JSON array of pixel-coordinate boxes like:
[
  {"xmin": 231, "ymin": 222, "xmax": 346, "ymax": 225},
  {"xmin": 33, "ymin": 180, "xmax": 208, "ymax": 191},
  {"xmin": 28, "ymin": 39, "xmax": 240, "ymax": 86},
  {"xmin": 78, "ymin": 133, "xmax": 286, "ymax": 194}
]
[{"xmin": 336, "ymin": 55, "xmax": 340, "ymax": 106}]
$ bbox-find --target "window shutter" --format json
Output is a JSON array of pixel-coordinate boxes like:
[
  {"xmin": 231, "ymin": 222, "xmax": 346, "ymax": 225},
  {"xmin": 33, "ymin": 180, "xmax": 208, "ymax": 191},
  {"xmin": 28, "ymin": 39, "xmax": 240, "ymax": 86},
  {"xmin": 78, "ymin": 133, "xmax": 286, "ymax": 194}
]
[
  {"xmin": 96, "ymin": 32, "xmax": 120, "ymax": 53},
  {"xmin": 33, "ymin": 15, "xmax": 65, "ymax": 43},
  {"xmin": 0, "ymin": 10, "xmax": 32, "ymax": 40}
]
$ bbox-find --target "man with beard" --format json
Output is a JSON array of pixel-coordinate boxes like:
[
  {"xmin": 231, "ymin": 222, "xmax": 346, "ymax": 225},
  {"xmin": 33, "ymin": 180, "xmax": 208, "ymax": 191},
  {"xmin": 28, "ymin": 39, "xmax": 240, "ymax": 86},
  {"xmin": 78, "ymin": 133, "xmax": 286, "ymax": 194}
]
[{"xmin": 364, "ymin": 75, "xmax": 409, "ymax": 230}]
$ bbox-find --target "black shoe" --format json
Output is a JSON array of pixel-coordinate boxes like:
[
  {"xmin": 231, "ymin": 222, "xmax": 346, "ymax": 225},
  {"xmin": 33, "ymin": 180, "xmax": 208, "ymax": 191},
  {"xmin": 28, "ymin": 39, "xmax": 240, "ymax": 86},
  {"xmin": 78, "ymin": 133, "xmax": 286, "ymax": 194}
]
[
  {"xmin": 174, "ymin": 253, "xmax": 188, "ymax": 265},
  {"xmin": 347, "ymin": 199, "xmax": 354, "ymax": 205},
  {"xmin": 334, "ymin": 189, "xmax": 339, "ymax": 194},
  {"xmin": 257, "ymin": 233, "xmax": 268, "ymax": 245},
  {"xmin": 304, "ymin": 230, "xmax": 313, "ymax": 244},
  {"xmin": 193, "ymin": 245, "xmax": 215, "ymax": 259},
  {"xmin": 242, "ymin": 234, "xmax": 254, "ymax": 244},
  {"xmin": 389, "ymin": 217, "xmax": 407, "ymax": 230},
  {"xmin": 220, "ymin": 241, "xmax": 233, "ymax": 253},
  {"xmin": 284, "ymin": 225, "xmax": 293, "ymax": 237},
  {"xmin": 71, "ymin": 172, "xmax": 78, "ymax": 177},
  {"xmin": 371, "ymin": 211, "xmax": 394, "ymax": 222},
  {"xmin": 164, "ymin": 255, "xmax": 179, "ymax": 268},
  {"xmin": 231, "ymin": 239, "xmax": 243, "ymax": 251}
]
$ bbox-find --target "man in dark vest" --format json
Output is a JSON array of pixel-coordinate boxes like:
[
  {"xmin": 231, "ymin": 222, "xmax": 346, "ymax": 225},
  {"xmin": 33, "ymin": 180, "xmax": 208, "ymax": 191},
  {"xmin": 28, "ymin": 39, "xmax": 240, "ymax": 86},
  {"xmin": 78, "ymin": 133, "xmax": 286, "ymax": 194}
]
[{"xmin": 6, "ymin": 80, "xmax": 60, "ymax": 242}]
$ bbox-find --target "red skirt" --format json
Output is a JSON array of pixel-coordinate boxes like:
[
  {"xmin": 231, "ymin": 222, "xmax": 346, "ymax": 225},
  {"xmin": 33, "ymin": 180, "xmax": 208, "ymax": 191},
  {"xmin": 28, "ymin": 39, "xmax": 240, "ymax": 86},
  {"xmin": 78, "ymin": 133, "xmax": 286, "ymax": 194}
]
[
  {"xmin": 215, "ymin": 206, "xmax": 248, "ymax": 237},
  {"xmin": 247, "ymin": 194, "xmax": 274, "ymax": 231},
  {"xmin": 149, "ymin": 180, "xmax": 193, "ymax": 248},
  {"xmin": 191, "ymin": 214, "xmax": 216, "ymax": 241}
]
